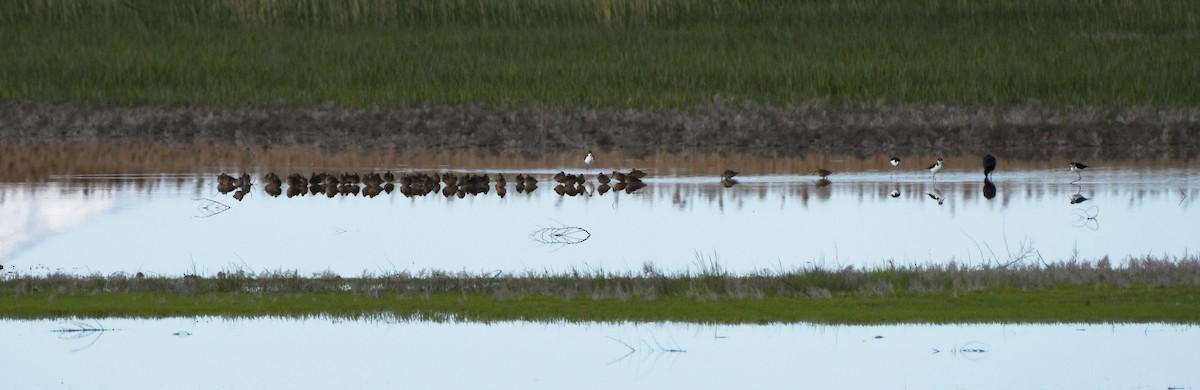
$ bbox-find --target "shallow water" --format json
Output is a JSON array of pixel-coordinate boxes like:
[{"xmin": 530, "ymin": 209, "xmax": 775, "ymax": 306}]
[
  {"xmin": 2, "ymin": 318, "xmax": 1196, "ymax": 389},
  {"xmin": 2, "ymin": 152, "xmax": 1198, "ymax": 276}
]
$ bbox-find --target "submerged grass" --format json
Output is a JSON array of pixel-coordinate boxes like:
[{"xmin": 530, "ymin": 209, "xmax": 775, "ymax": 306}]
[
  {"xmin": 3, "ymin": 256, "xmax": 1198, "ymax": 324},
  {"xmin": 2, "ymin": 1, "xmax": 1198, "ymax": 107}
]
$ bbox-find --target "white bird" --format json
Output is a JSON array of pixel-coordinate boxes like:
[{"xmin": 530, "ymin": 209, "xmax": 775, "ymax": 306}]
[
  {"xmin": 927, "ymin": 157, "xmax": 944, "ymax": 180},
  {"xmin": 584, "ymin": 151, "xmax": 595, "ymax": 174},
  {"xmin": 889, "ymin": 156, "xmax": 901, "ymax": 168}
]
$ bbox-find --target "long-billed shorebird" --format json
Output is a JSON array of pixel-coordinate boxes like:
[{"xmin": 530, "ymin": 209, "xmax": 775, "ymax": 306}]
[
  {"xmin": 927, "ymin": 158, "xmax": 944, "ymax": 180},
  {"xmin": 814, "ymin": 168, "xmax": 833, "ymax": 180}
]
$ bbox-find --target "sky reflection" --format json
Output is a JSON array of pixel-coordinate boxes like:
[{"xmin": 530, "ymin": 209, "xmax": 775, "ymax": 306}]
[
  {"xmin": 1, "ymin": 161, "xmax": 1197, "ymax": 276},
  {"xmin": 1, "ymin": 318, "xmax": 1195, "ymax": 389}
]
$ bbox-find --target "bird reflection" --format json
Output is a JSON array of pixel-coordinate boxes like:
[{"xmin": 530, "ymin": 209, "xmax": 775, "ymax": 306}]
[
  {"xmin": 815, "ymin": 178, "xmax": 832, "ymax": 187},
  {"xmin": 983, "ymin": 178, "xmax": 996, "ymax": 200},
  {"xmin": 1072, "ymin": 205, "xmax": 1100, "ymax": 230},
  {"xmin": 927, "ymin": 188, "xmax": 945, "ymax": 205},
  {"xmin": 889, "ymin": 187, "xmax": 900, "ymax": 198},
  {"xmin": 1070, "ymin": 193, "xmax": 1089, "ymax": 204},
  {"xmin": 721, "ymin": 178, "xmax": 738, "ymax": 188}
]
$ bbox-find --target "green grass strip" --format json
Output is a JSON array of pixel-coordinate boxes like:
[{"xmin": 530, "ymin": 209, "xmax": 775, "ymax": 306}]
[
  {"xmin": 5, "ymin": 256, "xmax": 1200, "ymax": 323},
  {"xmin": 2, "ymin": 0, "xmax": 1198, "ymax": 107},
  {"xmin": 2, "ymin": 287, "xmax": 1196, "ymax": 324}
]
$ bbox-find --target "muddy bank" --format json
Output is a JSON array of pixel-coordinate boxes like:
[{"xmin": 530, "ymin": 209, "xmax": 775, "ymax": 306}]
[{"xmin": 2, "ymin": 101, "xmax": 1198, "ymax": 160}]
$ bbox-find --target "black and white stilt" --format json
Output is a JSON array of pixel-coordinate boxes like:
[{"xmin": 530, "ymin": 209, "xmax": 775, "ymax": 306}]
[
  {"xmin": 584, "ymin": 151, "xmax": 595, "ymax": 175},
  {"xmin": 1069, "ymin": 162, "xmax": 1088, "ymax": 181},
  {"xmin": 927, "ymin": 158, "xmax": 944, "ymax": 180}
]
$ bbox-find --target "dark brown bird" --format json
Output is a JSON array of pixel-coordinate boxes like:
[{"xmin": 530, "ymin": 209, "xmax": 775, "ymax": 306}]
[
  {"xmin": 362, "ymin": 172, "xmax": 384, "ymax": 187},
  {"xmin": 722, "ymin": 170, "xmax": 738, "ymax": 180},
  {"xmin": 983, "ymin": 154, "xmax": 997, "ymax": 179},
  {"xmin": 814, "ymin": 168, "xmax": 833, "ymax": 179}
]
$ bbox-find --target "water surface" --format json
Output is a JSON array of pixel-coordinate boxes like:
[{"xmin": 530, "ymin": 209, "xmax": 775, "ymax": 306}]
[
  {"xmin": 2, "ymin": 318, "xmax": 1195, "ymax": 389},
  {"xmin": 2, "ymin": 151, "xmax": 1197, "ymax": 276}
]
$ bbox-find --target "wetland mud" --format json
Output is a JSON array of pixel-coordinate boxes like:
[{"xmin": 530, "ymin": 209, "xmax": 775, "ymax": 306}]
[{"xmin": 3, "ymin": 101, "xmax": 1198, "ymax": 160}]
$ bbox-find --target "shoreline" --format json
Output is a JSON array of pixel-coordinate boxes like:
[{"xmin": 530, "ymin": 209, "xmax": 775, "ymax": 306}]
[
  {"xmin": 3, "ymin": 258, "xmax": 1198, "ymax": 323},
  {"xmin": 3, "ymin": 101, "xmax": 1198, "ymax": 160}
]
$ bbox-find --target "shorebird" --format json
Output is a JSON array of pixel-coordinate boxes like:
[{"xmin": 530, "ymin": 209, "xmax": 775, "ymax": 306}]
[
  {"xmin": 889, "ymin": 156, "xmax": 901, "ymax": 168},
  {"xmin": 927, "ymin": 158, "xmax": 944, "ymax": 180},
  {"xmin": 814, "ymin": 168, "xmax": 833, "ymax": 180},
  {"xmin": 1070, "ymin": 193, "xmax": 1089, "ymax": 204},
  {"xmin": 584, "ymin": 151, "xmax": 595, "ymax": 173},
  {"xmin": 721, "ymin": 170, "xmax": 738, "ymax": 180},
  {"xmin": 1070, "ymin": 162, "xmax": 1088, "ymax": 181},
  {"xmin": 983, "ymin": 154, "xmax": 997, "ymax": 179}
]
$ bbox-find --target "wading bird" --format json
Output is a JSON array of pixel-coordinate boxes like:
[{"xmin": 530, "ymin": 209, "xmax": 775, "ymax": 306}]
[
  {"xmin": 927, "ymin": 158, "xmax": 944, "ymax": 180},
  {"xmin": 584, "ymin": 151, "xmax": 595, "ymax": 173},
  {"xmin": 889, "ymin": 156, "xmax": 901, "ymax": 168},
  {"xmin": 1070, "ymin": 162, "xmax": 1088, "ymax": 181},
  {"xmin": 983, "ymin": 154, "xmax": 997, "ymax": 179},
  {"xmin": 814, "ymin": 168, "xmax": 833, "ymax": 180}
]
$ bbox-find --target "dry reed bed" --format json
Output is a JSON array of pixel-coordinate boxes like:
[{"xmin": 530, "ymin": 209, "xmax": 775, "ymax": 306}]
[
  {"xmin": 2, "ymin": 102, "xmax": 1198, "ymax": 161},
  {"xmin": 6, "ymin": 257, "xmax": 1198, "ymax": 301}
]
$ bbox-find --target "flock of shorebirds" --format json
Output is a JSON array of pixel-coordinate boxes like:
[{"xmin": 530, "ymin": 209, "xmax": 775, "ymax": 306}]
[
  {"xmin": 215, "ymin": 150, "xmax": 1092, "ymax": 202},
  {"xmin": 214, "ymin": 151, "xmax": 648, "ymax": 200}
]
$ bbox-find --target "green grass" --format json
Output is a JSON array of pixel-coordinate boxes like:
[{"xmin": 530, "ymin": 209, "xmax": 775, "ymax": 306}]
[
  {"xmin": 3, "ymin": 288, "xmax": 1196, "ymax": 324},
  {"xmin": 1, "ymin": 0, "xmax": 1198, "ymax": 107},
  {"xmin": 3, "ymin": 258, "xmax": 1199, "ymax": 323}
]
